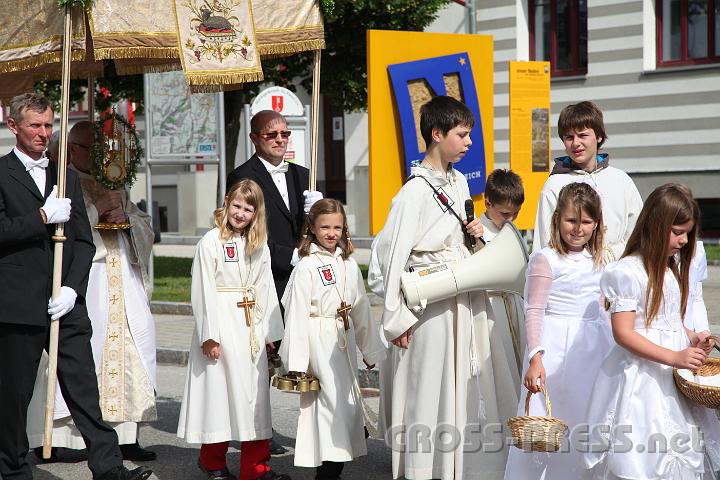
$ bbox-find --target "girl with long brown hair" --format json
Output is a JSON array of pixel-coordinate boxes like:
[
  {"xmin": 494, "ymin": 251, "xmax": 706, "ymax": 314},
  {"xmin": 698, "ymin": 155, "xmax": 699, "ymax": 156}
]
[
  {"xmin": 279, "ymin": 199, "xmax": 384, "ymax": 480},
  {"xmin": 583, "ymin": 183, "xmax": 720, "ymax": 479}
]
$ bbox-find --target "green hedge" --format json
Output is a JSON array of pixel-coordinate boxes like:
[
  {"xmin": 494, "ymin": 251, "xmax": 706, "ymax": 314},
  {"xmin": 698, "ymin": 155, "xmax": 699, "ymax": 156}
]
[{"xmin": 152, "ymin": 257, "xmax": 371, "ymax": 302}]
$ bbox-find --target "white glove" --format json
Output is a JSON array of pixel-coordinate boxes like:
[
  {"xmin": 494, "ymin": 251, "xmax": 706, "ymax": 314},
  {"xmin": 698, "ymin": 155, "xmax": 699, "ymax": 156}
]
[
  {"xmin": 303, "ymin": 190, "xmax": 323, "ymax": 214},
  {"xmin": 290, "ymin": 248, "xmax": 301, "ymax": 267},
  {"xmin": 48, "ymin": 286, "xmax": 77, "ymax": 320},
  {"xmin": 41, "ymin": 186, "xmax": 71, "ymax": 224}
]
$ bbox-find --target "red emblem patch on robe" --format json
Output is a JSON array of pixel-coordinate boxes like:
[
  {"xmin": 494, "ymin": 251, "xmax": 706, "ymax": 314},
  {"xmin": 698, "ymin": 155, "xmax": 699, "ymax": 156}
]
[
  {"xmin": 317, "ymin": 264, "xmax": 336, "ymax": 286},
  {"xmin": 223, "ymin": 242, "xmax": 239, "ymax": 262},
  {"xmin": 432, "ymin": 187, "xmax": 454, "ymax": 212}
]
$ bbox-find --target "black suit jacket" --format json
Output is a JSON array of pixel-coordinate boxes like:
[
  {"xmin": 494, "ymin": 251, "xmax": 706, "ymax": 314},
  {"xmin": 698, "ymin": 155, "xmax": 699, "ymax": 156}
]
[
  {"xmin": 226, "ymin": 154, "xmax": 308, "ymax": 299},
  {"xmin": 0, "ymin": 151, "xmax": 95, "ymax": 326}
]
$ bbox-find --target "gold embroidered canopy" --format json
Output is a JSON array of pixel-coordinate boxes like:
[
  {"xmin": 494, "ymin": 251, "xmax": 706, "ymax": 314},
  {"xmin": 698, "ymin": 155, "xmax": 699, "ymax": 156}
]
[{"xmin": 0, "ymin": 0, "xmax": 325, "ymax": 96}]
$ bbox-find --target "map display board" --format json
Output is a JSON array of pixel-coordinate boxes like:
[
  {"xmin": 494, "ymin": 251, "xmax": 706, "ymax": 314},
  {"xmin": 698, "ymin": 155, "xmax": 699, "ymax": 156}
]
[{"xmin": 145, "ymin": 71, "xmax": 221, "ymax": 158}]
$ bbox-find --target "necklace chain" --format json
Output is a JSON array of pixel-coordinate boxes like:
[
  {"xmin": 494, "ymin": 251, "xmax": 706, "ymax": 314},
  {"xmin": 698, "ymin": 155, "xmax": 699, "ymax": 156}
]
[{"xmin": 233, "ymin": 236, "xmax": 252, "ymax": 288}]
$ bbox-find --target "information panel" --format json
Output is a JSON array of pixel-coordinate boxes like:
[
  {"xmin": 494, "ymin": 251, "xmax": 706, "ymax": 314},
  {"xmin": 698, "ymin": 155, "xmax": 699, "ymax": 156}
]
[{"xmin": 509, "ymin": 61, "xmax": 551, "ymax": 230}]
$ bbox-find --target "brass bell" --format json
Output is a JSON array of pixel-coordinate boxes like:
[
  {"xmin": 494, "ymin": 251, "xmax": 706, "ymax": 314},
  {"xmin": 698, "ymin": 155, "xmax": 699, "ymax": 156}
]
[{"xmin": 272, "ymin": 371, "xmax": 321, "ymax": 392}]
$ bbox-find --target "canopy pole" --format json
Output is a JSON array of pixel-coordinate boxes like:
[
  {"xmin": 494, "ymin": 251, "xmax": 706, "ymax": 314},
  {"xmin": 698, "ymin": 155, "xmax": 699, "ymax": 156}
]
[
  {"xmin": 87, "ymin": 75, "xmax": 94, "ymax": 121},
  {"xmin": 43, "ymin": 3, "xmax": 73, "ymax": 460},
  {"xmin": 309, "ymin": 49, "xmax": 321, "ymax": 191}
]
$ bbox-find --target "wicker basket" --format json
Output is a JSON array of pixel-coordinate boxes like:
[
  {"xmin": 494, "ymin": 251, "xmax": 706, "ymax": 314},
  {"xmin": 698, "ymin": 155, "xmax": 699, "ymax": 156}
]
[
  {"xmin": 674, "ymin": 337, "xmax": 720, "ymax": 409},
  {"xmin": 507, "ymin": 386, "xmax": 568, "ymax": 452}
]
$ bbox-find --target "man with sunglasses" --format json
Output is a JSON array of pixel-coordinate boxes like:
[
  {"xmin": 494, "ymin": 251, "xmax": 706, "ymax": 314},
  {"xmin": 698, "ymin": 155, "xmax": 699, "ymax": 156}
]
[{"xmin": 226, "ymin": 110, "xmax": 322, "ymax": 454}]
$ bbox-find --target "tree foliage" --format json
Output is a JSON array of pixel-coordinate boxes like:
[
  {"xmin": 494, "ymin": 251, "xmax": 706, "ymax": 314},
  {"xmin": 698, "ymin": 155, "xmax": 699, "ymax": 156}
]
[
  {"xmin": 35, "ymin": 62, "xmax": 144, "ymax": 115},
  {"xmin": 262, "ymin": 0, "xmax": 451, "ymax": 112},
  {"xmin": 36, "ymin": 0, "xmax": 451, "ymax": 166}
]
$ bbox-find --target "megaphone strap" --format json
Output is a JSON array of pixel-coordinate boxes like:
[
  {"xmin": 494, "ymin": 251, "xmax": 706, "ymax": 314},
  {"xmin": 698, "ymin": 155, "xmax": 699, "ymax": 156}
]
[{"xmin": 406, "ymin": 175, "xmax": 465, "ymax": 225}]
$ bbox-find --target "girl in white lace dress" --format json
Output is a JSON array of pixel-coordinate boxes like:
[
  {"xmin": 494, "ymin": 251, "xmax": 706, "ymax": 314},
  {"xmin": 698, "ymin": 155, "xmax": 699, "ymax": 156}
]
[
  {"xmin": 504, "ymin": 182, "xmax": 613, "ymax": 480},
  {"xmin": 583, "ymin": 183, "xmax": 720, "ymax": 479}
]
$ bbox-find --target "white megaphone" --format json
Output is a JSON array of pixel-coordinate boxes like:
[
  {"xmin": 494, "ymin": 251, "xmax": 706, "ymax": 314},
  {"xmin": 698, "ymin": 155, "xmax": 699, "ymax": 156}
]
[{"xmin": 401, "ymin": 222, "xmax": 529, "ymax": 312}]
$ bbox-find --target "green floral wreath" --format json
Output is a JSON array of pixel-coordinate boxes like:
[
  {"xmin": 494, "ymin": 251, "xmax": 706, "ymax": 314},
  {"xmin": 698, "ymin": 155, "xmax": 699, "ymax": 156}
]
[
  {"xmin": 57, "ymin": 0, "xmax": 89, "ymax": 8},
  {"xmin": 90, "ymin": 112, "xmax": 143, "ymax": 190}
]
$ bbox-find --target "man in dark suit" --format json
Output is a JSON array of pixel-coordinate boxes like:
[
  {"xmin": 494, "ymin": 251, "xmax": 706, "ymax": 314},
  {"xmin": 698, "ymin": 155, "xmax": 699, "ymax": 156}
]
[
  {"xmin": 226, "ymin": 110, "xmax": 322, "ymax": 455},
  {"xmin": 226, "ymin": 110, "xmax": 322, "ymax": 302},
  {"xmin": 0, "ymin": 93, "xmax": 152, "ymax": 480}
]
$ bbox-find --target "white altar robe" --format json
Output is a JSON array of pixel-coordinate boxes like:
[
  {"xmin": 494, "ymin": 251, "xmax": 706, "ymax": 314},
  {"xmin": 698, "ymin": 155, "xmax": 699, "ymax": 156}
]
[
  {"xmin": 279, "ymin": 244, "xmax": 385, "ymax": 467},
  {"xmin": 480, "ymin": 213, "xmax": 525, "ymax": 378},
  {"xmin": 532, "ymin": 164, "xmax": 643, "ymax": 262},
  {"xmin": 177, "ymin": 230, "xmax": 283, "ymax": 444},
  {"xmin": 370, "ymin": 165, "xmax": 517, "ymax": 480},
  {"xmin": 27, "ymin": 180, "xmax": 156, "ymax": 448}
]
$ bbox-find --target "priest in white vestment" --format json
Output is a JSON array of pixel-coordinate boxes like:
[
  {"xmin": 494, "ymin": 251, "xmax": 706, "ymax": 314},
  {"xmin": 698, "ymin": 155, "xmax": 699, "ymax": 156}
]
[{"xmin": 27, "ymin": 121, "xmax": 157, "ymax": 461}]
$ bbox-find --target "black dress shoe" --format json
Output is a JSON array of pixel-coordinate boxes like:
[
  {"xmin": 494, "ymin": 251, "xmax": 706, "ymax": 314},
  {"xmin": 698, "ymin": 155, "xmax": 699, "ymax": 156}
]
[
  {"xmin": 33, "ymin": 446, "xmax": 59, "ymax": 463},
  {"xmin": 120, "ymin": 442, "xmax": 157, "ymax": 461},
  {"xmin": 197, "ymin": 459, "xmax": 237, "ymax": 480},
  {"xmin": 94, "ymin": 465, "xmax": 153, "ymax": 480},
  {"xmin": 268, "ymin": 436, "xmax": 287, "ymax": 455},
  {"xmin": 257, "ymin": 471, "xmax": 291, "ymax": 480}
]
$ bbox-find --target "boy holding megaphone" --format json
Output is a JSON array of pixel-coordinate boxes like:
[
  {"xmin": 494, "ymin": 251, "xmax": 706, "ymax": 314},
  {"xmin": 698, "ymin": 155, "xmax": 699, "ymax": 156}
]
[{"xmin": 369, "ymin": 96, "xmax": 518, "ymax": 480}]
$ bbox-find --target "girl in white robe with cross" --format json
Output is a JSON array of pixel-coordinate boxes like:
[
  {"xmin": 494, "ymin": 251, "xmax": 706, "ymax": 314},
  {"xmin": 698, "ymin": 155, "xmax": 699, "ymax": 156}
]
[
  {"xmin": 279, "ymin": 199, "xmax": 385, "ymax": 480},
  {"xmin": 178, "ymin": 180, "xmax": 289, "ymax": 480}
]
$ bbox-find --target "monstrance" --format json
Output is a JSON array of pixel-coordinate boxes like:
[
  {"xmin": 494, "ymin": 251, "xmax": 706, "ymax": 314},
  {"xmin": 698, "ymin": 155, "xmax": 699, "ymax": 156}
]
[{"xmin": 90, "ymin": 108, "xmax": 143, "ymax": 230}]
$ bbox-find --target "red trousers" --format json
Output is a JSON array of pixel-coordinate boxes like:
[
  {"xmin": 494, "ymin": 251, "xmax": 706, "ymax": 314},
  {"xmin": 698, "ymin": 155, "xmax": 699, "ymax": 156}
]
[{"xmin": 199, "ymin": 439, "xmax": 270, "ymax": 479}]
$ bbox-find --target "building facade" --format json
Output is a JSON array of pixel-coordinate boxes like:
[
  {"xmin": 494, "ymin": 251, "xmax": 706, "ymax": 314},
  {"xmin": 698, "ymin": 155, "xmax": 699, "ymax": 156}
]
[{"xmin": 480, "ymin": 0, "xmax": 720, "ymax": 234}]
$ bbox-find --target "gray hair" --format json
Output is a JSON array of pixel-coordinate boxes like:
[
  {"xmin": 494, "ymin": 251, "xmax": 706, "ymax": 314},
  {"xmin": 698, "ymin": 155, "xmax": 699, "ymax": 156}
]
[{"xmin": 8, "ymin": 93, "xmax": 52, "ymax": 122}]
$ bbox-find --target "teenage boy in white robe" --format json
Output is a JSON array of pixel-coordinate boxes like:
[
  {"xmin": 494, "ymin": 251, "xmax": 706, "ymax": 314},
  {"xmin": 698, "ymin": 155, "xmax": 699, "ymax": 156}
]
[
  {"xmin": 532, "ymin": 101, "xmax": 643, "ymax": 262},
  {"xmin": 369, "ymin": 96, "xmax": 517, "ymax": 480}
]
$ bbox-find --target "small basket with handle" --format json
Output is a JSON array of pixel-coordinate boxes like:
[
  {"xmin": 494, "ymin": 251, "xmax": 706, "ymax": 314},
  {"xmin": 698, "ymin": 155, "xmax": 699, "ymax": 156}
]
[
  {"xmin": 507, "ymin": 386, "xmax": 568, "ymax": 452},
  {"xmin": 674, "ymin": 335, "xmax": 720, "ymax": 409}
]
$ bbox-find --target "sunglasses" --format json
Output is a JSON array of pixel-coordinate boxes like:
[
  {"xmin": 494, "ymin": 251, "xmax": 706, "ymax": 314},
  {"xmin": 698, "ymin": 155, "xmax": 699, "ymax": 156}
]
[{"xmin": 257, "ymin": 130, "xmax": 291, "ymax": 140}]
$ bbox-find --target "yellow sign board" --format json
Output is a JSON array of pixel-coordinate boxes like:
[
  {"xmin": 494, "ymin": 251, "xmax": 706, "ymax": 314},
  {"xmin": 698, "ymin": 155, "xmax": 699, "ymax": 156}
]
[
  {"xmin": 367, "ymin": 30, "xmax": 494, "ymax": 235},
  {"xmin": 509, "ymin": 61, "xmax": 551, "ymax": 229}
]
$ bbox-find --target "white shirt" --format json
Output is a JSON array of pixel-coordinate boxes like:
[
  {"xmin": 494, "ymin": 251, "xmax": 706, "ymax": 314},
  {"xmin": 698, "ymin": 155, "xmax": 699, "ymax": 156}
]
[
  {"xmin": 14, "ymin": 147, "xmax": 47, "ymax": 195},
  {"xmin": 258, "ymin": 156, "xmax": 290, "ymax": 211}
]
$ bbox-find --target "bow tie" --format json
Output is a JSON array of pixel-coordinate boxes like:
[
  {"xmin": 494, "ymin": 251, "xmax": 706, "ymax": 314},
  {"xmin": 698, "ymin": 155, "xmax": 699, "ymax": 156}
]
[
  {"xmin": 26, "ymin": 157, "xmax": 49, "ymax": 171},
  {"xmin": 267, "ymin": 161, "xmax": 289, "ymax": 175}
]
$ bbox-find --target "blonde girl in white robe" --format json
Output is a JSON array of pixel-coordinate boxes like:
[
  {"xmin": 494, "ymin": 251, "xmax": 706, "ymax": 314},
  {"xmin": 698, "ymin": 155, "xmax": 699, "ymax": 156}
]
[
  {"xmin": 504, "ymin": 182, "xmax": 614, "ymax": 480},
  {"xmin": 177, "ymin": 179, "xmax": 289, "ymax": 480},
  {"xmin": 582, "ymin": 183, "xmax": 720, "ymax": 479},
  {"xmin": 279, "ymin": 198, "xmax": 385, "ymax": 480}
]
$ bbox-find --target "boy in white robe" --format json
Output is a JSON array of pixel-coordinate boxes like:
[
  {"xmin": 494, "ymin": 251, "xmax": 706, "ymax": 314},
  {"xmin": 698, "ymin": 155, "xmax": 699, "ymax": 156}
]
[
  {"xmin": 279, "ymin": 199, "xmax": 385, "ymax": 480},
  {"xmin": 177, "ymin": 180, "xmax": 289, "ymax": 480},
  {"xmin": 479, "ymin": 168, "xmax": 526, "ymax": 378},
  {"xmin": 369, "ymin": 96, "xmax": 517, "ymax": 480},
  {"xmin": 532, "ymin": 101, "xmax": 643, "ymax": 262}
]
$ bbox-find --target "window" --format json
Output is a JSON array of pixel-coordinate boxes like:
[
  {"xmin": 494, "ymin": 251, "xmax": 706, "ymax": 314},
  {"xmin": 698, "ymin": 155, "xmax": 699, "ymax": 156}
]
[
  {"xmin": 529, "ymin": 0, "xmax": 588, "ymax": 76},
  {"xmin": 657, "ymin": 0, "xmax": 720, "ymax": 66}
]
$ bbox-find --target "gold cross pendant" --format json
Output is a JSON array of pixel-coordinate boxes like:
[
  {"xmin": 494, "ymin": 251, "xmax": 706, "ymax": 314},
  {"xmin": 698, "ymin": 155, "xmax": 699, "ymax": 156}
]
[
  {"xmin": 337, "ymin": 301, "xmax": 352, "ymax": 330},
  {"xmin": 237, "ymin": 295, "xmax": 256, "ymax": 327}
]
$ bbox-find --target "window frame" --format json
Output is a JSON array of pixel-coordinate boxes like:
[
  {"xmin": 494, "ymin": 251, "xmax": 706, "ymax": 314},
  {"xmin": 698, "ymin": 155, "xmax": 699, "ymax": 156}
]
[
  {"xmin": 656, "ymin": 0, "xmax": 720, "ymax": 67},
  {"xmin": 529, "ymin": 0, "xmax": 588, "ymax": 77}
]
